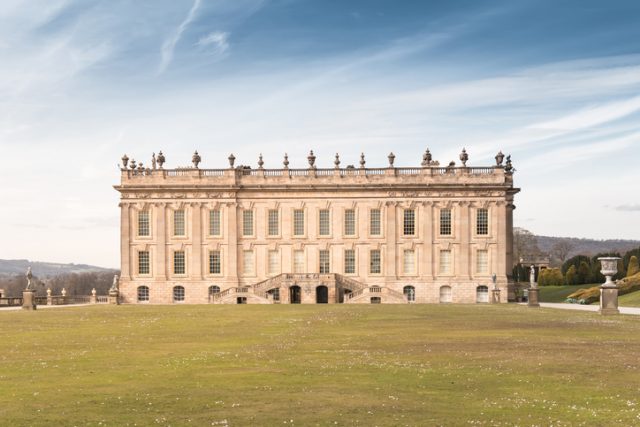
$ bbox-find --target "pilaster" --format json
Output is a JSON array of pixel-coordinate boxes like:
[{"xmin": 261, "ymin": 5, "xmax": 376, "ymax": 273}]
[
  {"xmin": 120, "ymin": 202, "xmax": 131, "ymax": 280},
  {"xmin": 155, "ymin": 202, "xmax": 167, "ymax": 280},
  {"xmin": 385, "ymin": 201, "xmax": 397, "ymax": 280},
  {"xmin": 458, "ymin": 201, "xmax": 470, "ymax": 279},
  {"xmin": 192, "ymin": 202, "xmax": 203, "ymax": 280},
  {"xmin": 423, "ymin": 201, "xmax": 434, "ymax": 278}
]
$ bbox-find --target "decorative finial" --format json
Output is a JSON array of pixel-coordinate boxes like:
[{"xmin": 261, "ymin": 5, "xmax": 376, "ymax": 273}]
[
  {"xmin": 495, "ymin": 150, "xmax": 504, "ymax": 166},
  {"xmin": 421, "ymin": 149, "xmax": 432, "ymax": 166},
  {"xmin": 307, "ymin": 150, "xmax": 316, "ymax": 168},
  {"xmin": 360, "ymin": 153, "xmax": 366, "ymax": 168},
  {"xmin": 192, "ymin": 151, "xmax": 201, "ymax": 168},
  {"xmin": 388, "ymin": 152, "xmax": 395, "ymax": 167},
  {"xmin": 157, "ymin": 151, "xmax": 165, "ymax": 169},
  {"xmin": 504, "ymin": 155, "xmax": 513, "ymax": 173},
  {"xmin": 283, "ymin": 153, "xmax": 289, "ymax": 169},
  {"xmin": 121, "ymin": 154, "xmax": 129, "ymax": 169},
  {"xmin": 258, "ymin": 153, "xmax": 264, "ymax": 169},
  {"xmin": 129, "ymin": 159, "xmax": 137, "ymax": 170},
  {"xmin": 228, "ymin": 153, "xmax": 236, "ymax": 168},
  {"xmin": 151, "ymin": 153, "xmax": 157, "ymax": 170},
  {"xmin": 459, "ymin": 148, "xmax": 468, "ymax": 167},
  {"xmin": 137, "ymin": 162, "xmax": 144, "ymax": 172},
  {"xmin": 334, "ymin": 153, "xmax": 340, "ymax": 168}
]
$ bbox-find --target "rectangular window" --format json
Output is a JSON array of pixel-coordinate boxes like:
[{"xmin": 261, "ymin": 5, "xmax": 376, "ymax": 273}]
[
  {"xmin": 477, "ymin": 208, "xmax": 489, "ymax": 235},
  {"xmin": 403, "ymin": 249, "xmax": 415, "ymax": 274},
  {"xmin": 439, "ymin": 249, "xmax": 452, "ymax": 275},
  {"xmin": 243, "ymin": 250, "xmax": 254, "ymax": 275},
  {"xmin": 293, "ymin": 250, "xmax": 305, "ymax": 273},
  {"xmin": 344, "ymin": 209, "xmax": 356, "ymax": 236},
  {"xmin": 370, "ymin": 209, "xmax": 381, "ymax": 236},
  {"xmin": 344, "ymin": 249, "xmax": 356, "ymax": 274},
  {"xmin": 440, "ymin": 209, "xmax": 452, "ymax": 236},
  {"xmin": 209, "ymin": 250, "xmax": 221, "ymax": 275},
  {"xmin": 174, "ymin": 251, "xmax": 185, "ymax": 275},
  {"xmin": 319, "ymin": 250, "xmax": 330, "ymax": 274},
  {"xmin": 209, "ymin": 210, "xmax": 221, "ymax": 236},
  {"xmin": 319, "ymin": 209, "xmax": 330, "ymax": 236},
  {"xmin": 268, "ymin": 250, "xmax": 279, "ymax": 275},
  {"xmin": 370, "ymin": 249, "xmax": 381, "ymax": 274},
  {"xmin": 138, "ymin": 210, "xmax": 150, "ymax": 237},
  {"xmin": 138, "ymin": 251, "xmax": 150, "ymax": 275},
  {"xmin": 403, "ymin": 209, "xmax": 415, "ymax": 236},
  {"xmin": 242, "ymin": 210, "xmax": 254, "ymax": 236},
  {"xmin": 477, "ymin": 249, "xmax": 488, "ymax": 274},
  {"xmin": 173, "ymin": 210, "xmax": 185, "ymax": 236},
  {"xmin": 268, "ymin": 209, "xmax": 279, "ymax": 236},
  {"xmin": 293, "ymin": 209, "xmax": 305, "ymax": 236}
]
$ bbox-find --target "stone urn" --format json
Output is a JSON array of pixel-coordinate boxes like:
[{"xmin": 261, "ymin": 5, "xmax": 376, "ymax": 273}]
[{"xmin": 598, "ymin": 257, "xmax": 621, "ymax": 315}]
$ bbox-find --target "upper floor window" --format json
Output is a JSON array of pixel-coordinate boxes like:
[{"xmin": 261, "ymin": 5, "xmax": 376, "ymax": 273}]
[
  {"xmin": 318, "ymin": 209, "xmax": 330, "ymax": 236},
  {"xmin": 243, "ymin": 250, "xmax": 255, "ymax": 275},
  {"xmin": 173, "ymin": 210, "xmax": 185, "ymax": 236},
  {"xmin": 403, "ymin": 249, "xmax": 416, "ymax": 274},
  {"xmin": 138, "ymin": 210, "xmax": 150, "ymax": 237},
  {"xmin": 268, "ymin": 250, "xmax": 279, "ymax": 275},
  {"xmin": 440, "ymin": 209, "xmax": 452, "ymax": 236},
  {"xmin": 293, "ymin": 209, "xmax": 305, "ymax": 236},
  {"xmin": 369, "ymin": 209, "xmax": 381, "ymax": 236},
  {"xmin": 209, "ymin": 209, "xmax": 221, "ymax": 236},
  {"xmin": 209, "ymin": 250, "xmax": 221, "ymax": 275},
  {"xmin": 242, "ymin": 210, "xmax": 254, "ymax": 236},
  {"xmin": 477, "ymin": 208, "xmax": 489, "ymax": 235},
  {"xmin": 476, "ymin": 249, "xmax": 488, "ymax": 274},
  {"xmin": 138, "ymin": 251, "xmax": 150, "ymax": 275},
  {"xmin": 268, "ymin": 210, "xmax": 279, "ymax": 236},
  {"xmin": 403, "ymin": 209, "xmax": 415, "ymax": 236},
  {"xmin": 319, "ymin": 249, "xmax": 330, "ymax": 274},
  {"xmin": 293, "ymin": 250, "xmax": 305, "ymax": 274},
  {"xmin": 370, "ymin": 249, "xmax": 381, "ymax": 274},
  {"xmin": 439, "ymin": 249, "xmax": 452, "ymax": 275},
  {"xmin": 344, "ymin": 209, "xmax": 356, "ymax": 236},
  {"xmin": 344, "ymin": 249, "xmax": 356, "ymax": 274},
  {"xmin": 174, "ymin": 250, "xmax": 186, "ymax": 275}
]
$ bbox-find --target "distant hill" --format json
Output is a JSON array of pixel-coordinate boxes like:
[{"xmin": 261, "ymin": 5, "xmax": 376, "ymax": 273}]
[
  {"xmin": 536, "ymin": 235, "xmax": 640, "ymax": 259},
  {"xmin": 0, "ymin": 259, "xmax": 117, "ymax": 278}
]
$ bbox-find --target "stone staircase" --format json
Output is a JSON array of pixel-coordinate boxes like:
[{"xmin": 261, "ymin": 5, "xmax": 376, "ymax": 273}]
[
  {"xmin": 212, "ymin": 287, "xmax": 272, "ymax": 304},
  {"xmin": 344, "ymin": 285, "xmax": 408, "ymax": 304}
]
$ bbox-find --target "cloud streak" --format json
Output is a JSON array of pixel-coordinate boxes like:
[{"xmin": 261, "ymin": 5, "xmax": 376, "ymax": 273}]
[{"xmin": 158, "ymin": 0, "xmax": 201, "ymax": 74}]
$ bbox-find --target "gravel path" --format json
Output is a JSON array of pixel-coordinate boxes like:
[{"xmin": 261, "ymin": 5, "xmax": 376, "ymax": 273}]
[{"xmin": 537, "ymin": 302, "xmax": 640, "ymax": 316}]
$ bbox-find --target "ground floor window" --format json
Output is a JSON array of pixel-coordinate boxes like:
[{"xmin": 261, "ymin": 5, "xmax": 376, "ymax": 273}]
[
  {"xmin": 173, "ymin": 286, "xmax": 185, "ymax": 302},
  {"xmin": 267, "ymin": 288, "xmax": 280, "ymax": 302},
  {"xmin": 476, "ymin": 285, "xmax": 489, "ymax": 303},
  {"xmin": 439, "ymin": 285, "xmax": 452, "ymax": 303},
  {"xmin": 137, "ymin": 286, "xmax": 149, "ymax": 302},
  {"xmin": 403, "ymin": 285, "xmax": 416, "ymax": 302},
  {"xmin": 370, "ymin": 297, "xmax": 381, "ymax": 304}
]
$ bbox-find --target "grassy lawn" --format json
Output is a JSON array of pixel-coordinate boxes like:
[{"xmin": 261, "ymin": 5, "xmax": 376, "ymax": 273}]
[
  {"xmin": 619, "ymin": 290, "xmax": 640, "ymax": 307},
  {"xmin": 1, "ymin": 305, "xmax": 640, "ymax": 426},
  {"xmin": 538, "ymin": 284, "xmax": 598, "ymax": 303}
]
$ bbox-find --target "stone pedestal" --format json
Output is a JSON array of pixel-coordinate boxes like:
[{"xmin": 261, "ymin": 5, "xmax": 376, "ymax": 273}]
[
  {"xmin": 108, "ymin": 290, "xmax": 120, "ymax": 305},
  {"xmin": 491, "ymin": 289, "xmax": 501, "ymax": 304},
  {"xmin": 22, "ymin": 290, "xmax": 37, "ymax": 310},
  {"xmin": 90, "ymin": 295, "xmax": 97, "ymax": 304},
  {"xmin": 527, "ymin": 288, "xmax": 540, "ymax": 307},
  {"xmin": 599, "ymin": 286, "xmax": 619, "ymax": 315}
]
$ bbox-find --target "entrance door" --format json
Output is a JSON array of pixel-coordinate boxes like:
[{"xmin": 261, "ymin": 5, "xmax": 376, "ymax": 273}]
[
  {"xmin": 289, "ymin": 285, "xmax": 301, "ymax": 304},
  {"xmin": 439, "ymin": 286, "xmax": 452, "ymax": 303},
  {"xmin": 316, "ymin": 285, "xmax": 328, "ymax": 304}
]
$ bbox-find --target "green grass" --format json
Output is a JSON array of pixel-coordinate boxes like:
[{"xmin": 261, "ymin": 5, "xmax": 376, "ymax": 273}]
[
  {"xmin": 1, "ymin": 305, "xmax": 640, "ymax": 426},
  {"xmin": 619, "ymin": 290, "xmax": 640, "ymax": 307},
  {"xmin": 538, "ymin": 284, "xmax": 597, "ymax": 302}
]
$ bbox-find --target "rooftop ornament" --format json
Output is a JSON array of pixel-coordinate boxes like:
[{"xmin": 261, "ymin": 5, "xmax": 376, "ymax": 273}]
[
  {"xmin": 421, "ymin": 149, "xmax": 432, "ymax": 166},
  {"xmin": 459, "ymin": 148, "xmax": 469, "ymax": 166},
  {"xmin": 258, "ymin": 153, "xmax": 264, "ymax": 169},
  {"xmin": 283, "ymin": 153, "xmax": 289, "ymax": 169},
  {"xmin": 359, "ymin": 153, "xmax": 366, "ymax": 168},
  {"xmin": 157, "ymin": 151, "xmax": 165, "ymax": 169},
  {"xmin": 137, "ymin": 162, "xmax": 145, "ymax": 172},
  {"xmin": 307, "ymin": 150, "xmax": 316, "ymax": 169},
  {"xmin": 334, "ymin": 153, "xmax": 340, "ymax": 169},
  {"xmin": 192, "ymin": 151, "xmax": 201, "ymax": 168},
  {"xmin": 151, "ymin": 153, "xmax": 157, "ymax": 170},
  {"xmin": 495, "ymin": 151, "xmax": 504, "ymax": 166},
  {"xmin": 129, "ymin": 159, "xmax": 137, "ymax": 170},
  {"xmin": 504, "ymin": 155, "xmax": 514, "ymax": 173},
  {"xmin": 121, "ymin": 154, "xmax": 129, "ymax": 169},
  {"xmin": 228, "ymin": 153, "xmax": 236, "ymax": 168},
  {"xmin": 388, "ymin": 152, "xmax": 395, "ymax": 167}
]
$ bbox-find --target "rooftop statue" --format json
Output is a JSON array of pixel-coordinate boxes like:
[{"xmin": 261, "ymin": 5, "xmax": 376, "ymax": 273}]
[{"xmin": 157, "ymin": 151, "xmax": 165, "ymax": 169}]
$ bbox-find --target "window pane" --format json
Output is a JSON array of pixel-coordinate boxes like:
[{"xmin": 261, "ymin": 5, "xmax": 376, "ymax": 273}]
[
  {"xmin": 403, "ymin": 209, "xmax": 415, "ymax": 236},
  {"xmin": 174, "ymin": 210, "xmax": 185, "ymax": 236},
  {"xmin": 370, "ymin": 209, "xmax": 381, "ymax": 236},
  {"xmin": 209, "ymin": 210, "xmax": 221, "ymax": 236},
  {"xmin": 138, "ymin": 210, "xmax": 150, "ymax": 237},
  {"xmin": 137, "ymin": 286, "xmax": 149, "ymax": 302},
  {"xmin": 268, "ymin": 250, "xmax": 279, "ymax": 275},
  {"xmin": 243, "ymin": 210, "xmax": 254, "ymax": 236},
  {"xmin": 173, "ymin": 286, "xmax": 184, "ymax": 302},
  {"xmin": 344, "ymin": 209, "xmax": 356, "ymax": 236},
  {"xmin": 174, "ymin": 251, "xmax": 185, "ymax": 275},
  {"xmin": 440, "ymin": 209, "xmax": 451, "ymax": 235},
  {"xmin": 319, "ymin": 250, "xmax": 330, "ymax": 274},
  {"xmin": 403, "ymin": 249, "xmax": 415, "ymax": 274},
  {"xmin": 319, "ymin": 209, "xmax": 330, "ymax": 236},
  {"xmin": 477, "ymin": 209, "xmax": 489, "ymax": 235},
  {"xmin": 344, "ymin": 249, "xmax": 355, "ymax": 274},
  {"xmin": 209, "ymin": 250, "xmax": 221, "ymax": 274},
  {"xmin": 243, "ymin": 250, "xmax": 254, "ymax": 275},
  {"xmin": 439, "ymin": 250, "xmax": 451, "ymax": 274},
  {"xmin": 138, "ymin": 251, "xmax": 150, "ymax": 275},
  {"xmin": 370, "ymin": 249, "xmax": 381, "ymax": 274},
  {"xmin": 294, "ymin": 209, "xmax": 305, "ymax": 236},
  {"xmin": 477, "ymin": 249, "xmax": 488, "ymax": 274},
  {"xmin": 268, "ymin": 210, "xmax": 279, "ymax": 236},
  {"xmin": 403, "ymin": 286, "xmax": 415, "ymax": 302}
]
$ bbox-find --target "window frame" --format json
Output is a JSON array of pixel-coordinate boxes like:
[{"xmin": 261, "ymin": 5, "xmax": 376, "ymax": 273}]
[
  {"xmin": 268, "ymin": 250, "xmax": 280, "ymax": 275},
  {"xmin": 476, "ymin": 249, "xmax": 489, "ymax": 275},
  {"xmin": 242, "ymin": 209, "xmax": 254, "ymax": 237},
  {"xmin": 403, "ymin": 209, "xmax": 416, "ymax": 237},
  {"xmin": 208, "ymin": 209, "xmax": 222, "ymax": 237},
  {"xmin": 173, "ymin": 286, "xmax": 185, "ymax": 303},
  {"xmin": 173, "ymin": 209, "xmax": 186, "ymax": 237},
  {"xmin": 369, "ymin": 208, "xmax": 382, "ymax": 237},
  {"xmin": 293, "ymin": 209, "xmax": 305, "ymax": 237},
  {"xmin": 137, "ymin": 210, "xmax": 151, "ymax": 238},
  {"xmin": 319, "ymin": 249, "xmax": 330, "ymax": 274},
  {"xmin": 293, "ymin": 250, "xmax": 305, "ymax": 274},
  {"xmin": 403, "ymin": 249, "xmax": 416, "ymax": 275},
  {"xmin": 209, "ymin": 249, "xmax": 222, "ymax": 275},
  {"xmin": 243, "ymin": 250, "xmax": 255, "ymax": 276},
  {"xmin": 439, "ymin": 249, "xmax": 452, "ymax": 275},
  {"xmin": 173, "ymin": 250, "xmax": 186, "ymax": 275},
  {"xmin": 318, "ymin": 209, "xmax": 331, "ymax": 237},
  {"xmin": 344, "ymin": 249, "xmax": 356, "ymax": 275},
  {"xmin": 369, "ymin": 249, "xmax": 382, "ymax": 275},
  {"xmin": 439, "ymin": 208, "xmax": 452, "ymax": 236},
  {"xmin": 137, "ymin": 286, "xmax": 149, "ymax": 303},
  {"xmin": 137, "ymin": 250, "xmax": 151, "ymax": 276},
  {"xmin": 476, "ymin": 208, "xmax": 489, "ymax": 236},
  {"xmin": 267, "ymin": 209, "xmax": 280, "ymax": 237},
  {"xmin": 344, "ymin": 209, "xmax": 357, "ymax": 237}
]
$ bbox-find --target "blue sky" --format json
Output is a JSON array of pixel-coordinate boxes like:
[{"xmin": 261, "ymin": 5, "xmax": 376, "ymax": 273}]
[{"xmin": 1, "ymin": 0, "xmax": 639, "ymax": 268}]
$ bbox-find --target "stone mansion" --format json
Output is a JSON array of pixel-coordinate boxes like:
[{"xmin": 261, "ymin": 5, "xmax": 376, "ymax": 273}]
[{"xmin": 114, "ymin": 149, "xmax": 519, "ymax": 304}]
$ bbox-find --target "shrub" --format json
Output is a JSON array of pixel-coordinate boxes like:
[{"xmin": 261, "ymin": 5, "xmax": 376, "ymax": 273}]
[
  {"xmin": 565, "ymin": 265, "xmax": 577, "ymax": 285},
  {"xmin": 566, "ymin": 272, "xmax": 640, "ymax": 304},
  {"xmin": 627, "ymin": 256, "xmax": 639, "ymax": 278}
]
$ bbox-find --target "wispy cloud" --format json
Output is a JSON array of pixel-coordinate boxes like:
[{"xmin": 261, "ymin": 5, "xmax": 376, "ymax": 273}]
[
  {"xmin": 196, "ymin": 31, "xmax": 229, "ymax": 55},
  {"xmin": 158, "ymin": 0, "xmax": 201, "ymax": 74},
  {"xmin": 616, "ymin": 205, "xmax": 640, "ymax": 212}
]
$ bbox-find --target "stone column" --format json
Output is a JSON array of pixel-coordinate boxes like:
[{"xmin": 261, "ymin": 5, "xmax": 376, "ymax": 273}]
[
  {"xmin": 457, "ymin": 201, "xmax": 470, "ymax": 280},
  {"xmin": 156, "ymin": 203, "xmax": 167, "ymax": 280},
  {"xmin": 120, "ymin": 202, "xmax": 131, "ymax": 280},
  {"xmin": 423, "ymin": 202, "xmax": 434, "ymax": 279},
  {"xmin": 192, "ymin": 203, "xmax": 203, "ymax": 280},
  {"xmin": 227, "ymin": 203, "xmax": 239, "ymax": 285},
  {"xmin": 385, "ymin": 202, "xmax": 397, "ymax": 281},
  {"xmin": 22, "ymin": 290, "xmax": 36, "ymax": 310}
]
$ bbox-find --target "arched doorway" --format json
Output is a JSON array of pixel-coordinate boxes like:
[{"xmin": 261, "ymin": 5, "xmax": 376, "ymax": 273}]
[
  {"xmin": 403, "ymin": 285, "xmax": 415, "ymax": 302},
  {"xmin": 316, "ymin": 285, "xmax": 328, "ymax": 304},
  {"xmin": 476, "ymin": 286, "xmax": 489, "ymax": 303},
  {"xmin": 289, "ymin": 285, "xmax": 301, "ymax": 304},
  {"xmin": 208, "ymin": 285, "xmax": 220, "ymax": 303},
  {"xmin": 439, "ymin": 285, "xmax": 452, "ymax": 303}
]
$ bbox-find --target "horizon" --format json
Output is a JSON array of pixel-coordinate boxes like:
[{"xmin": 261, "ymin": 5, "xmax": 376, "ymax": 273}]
[{"xmin": 1, "ymin": 0, "xmax": 639, "ymax": 268}]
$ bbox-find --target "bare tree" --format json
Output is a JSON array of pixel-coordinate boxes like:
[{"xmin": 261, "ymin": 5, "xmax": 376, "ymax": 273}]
[
  {"xmin": 513, "ymin": 227, "xmax": 542, "ymax": 264},
  {"xmin": 551, "ymin": 240, "xmax": 574, "ymax": 264}
]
